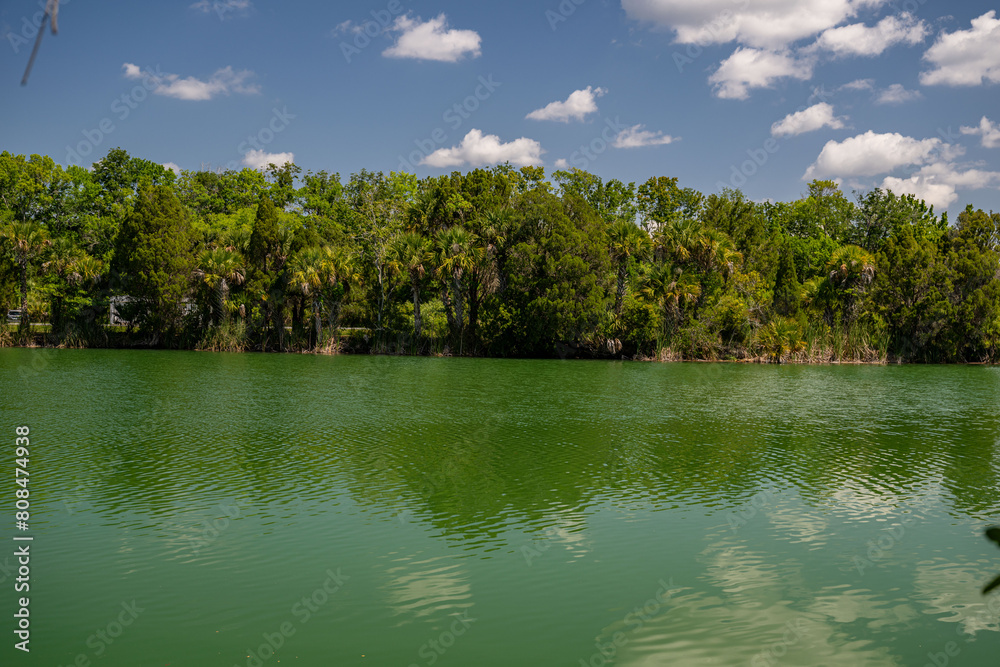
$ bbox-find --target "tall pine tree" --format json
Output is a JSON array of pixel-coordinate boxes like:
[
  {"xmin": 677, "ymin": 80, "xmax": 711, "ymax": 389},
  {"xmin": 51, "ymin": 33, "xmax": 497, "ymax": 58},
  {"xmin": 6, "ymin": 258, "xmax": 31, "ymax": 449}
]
[{"xmin": 772, "ymin": 242, "xmax": 800, "ymax": 316}]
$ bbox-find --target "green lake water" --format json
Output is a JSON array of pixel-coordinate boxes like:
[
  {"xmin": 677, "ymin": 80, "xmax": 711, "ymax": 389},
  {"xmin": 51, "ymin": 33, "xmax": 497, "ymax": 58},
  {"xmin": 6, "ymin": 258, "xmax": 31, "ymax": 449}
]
[{"xmin": 1, "ymin": 349, "xmax": 999, "ymax": 666}]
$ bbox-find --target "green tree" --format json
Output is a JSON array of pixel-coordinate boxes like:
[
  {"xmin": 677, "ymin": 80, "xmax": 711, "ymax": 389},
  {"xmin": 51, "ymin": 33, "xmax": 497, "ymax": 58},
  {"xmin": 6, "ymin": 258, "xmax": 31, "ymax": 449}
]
[
  {"xmin": 772, "ymin": 242, "xmax": 801, "ymax": 316},
  {"xmin": 319, "ymin": 245, "xmax": 359, "ymax": 341},
  {"xmin": 636, "ymin": 176, "xmax": 703, "ymax": 234},
  {"xmin": 482, "ymin": 191, "xmax": 610, "ymax": 356},
  {"xmin": 825, "ymin": 244, "xmax": 876, "ymax": 323},
  {"xmin": 197, "ymin": 248, "xmax": 245, "ymax": 326},
  {"xmin": 639, "ymin": 262, "xmax": 701, "ymax": 337},
  {"xmin": 290, "ymin": 246, "xmax": 329, "ymax": 349},
  {"xmin": 1, "ymin": 220, "xmax": 49, "ymax": 330},
  {"xmin": 436, "ymin": 225, "xmax": 482, "ymax": 348},
  {"xmin": 111, "ymin": 186, "xmax": 196, "ymax": 336},
  {"xmin": 392, "ymin": 232, "xmax": 433, "ymax": 340},
  {"xmin": 849, "ymin": 188, "xmax": 941, "ymax": 253},
  {"xmin": 345, "ymin": 170, "xmax": 413, "ymax": 340},
  {"xmin": 607, "ymin": 219, "xmax": 652, "ymax": 315},
  {"xmin": 92, "ymin": 148, "xmax": 176, "ymax": 223},
  {"xmin": 248, "ymin": 194, "xmax": 281, "ymax": 275}
]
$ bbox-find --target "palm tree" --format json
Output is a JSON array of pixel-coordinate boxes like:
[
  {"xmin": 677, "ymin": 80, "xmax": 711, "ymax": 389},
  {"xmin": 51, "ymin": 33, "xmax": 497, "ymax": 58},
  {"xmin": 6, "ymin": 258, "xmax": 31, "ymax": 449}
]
[
  {"xmin": 392, "ymin": 232, "xmax": 433, "ymax": 340},
  {"xmin": 67, "ymin": 254, "xmax": 104, "ymax": 333},
  {"xmin": 290, "ymin": 247, "xmax": 327, "ymax": 348},
  {"xmin": 225, "ymin": 227, "xmax": 253, "ymax": 256},
  {"xmin": 702, "ymin": 230, "xmax": 743, "ymax": 281},
  {"xmin": 607, "ymin": 219, "xmax": 652, "ymax": 314},
  {"xmin": 827, "ymin": 244, "xmax": 876, "ymax": 291},
  {"xmin": 691, "ymin": 228, "xmax": 742, "ymax": 278},
  {"xmin": 1, "ymin": 221, "xmax": 49, "ymax": 331},
  {"xmin": 320, "ymin": 246, "xmax": 359, "ymax": 342},
  {"xmin": 654, "ymin": 218, "xmax": 700, "ymax": 265},
  {"xmin": 42, "ymin": 237, "xmax": 79, "ymax": 333},
  {"xmin": 825, "ymin": 244, "xmax": 876, "ymax": 323},
  {"xmin": 71, "ymin": 255, "xmax": 103, "ymax": 285},
  {"xmin": 639, "ymin": 262, "xmax": 701, "ymax": 335},
  {"xmin": 757, "ymin": 318, "xmax": 806, "ymax": 363},
  {"xmin": 198, "ymin": 248, "xmax": 245, "ymax": 327},
  {"xmin": 480, "ymin": 209, "xmax": 516, "ymax": 297},
  {"xmin": 436, "ymin": 226, "xmax": 483, "ymax": 346},
  {"xmin": 269, "ymin": 227, "xmax": 297, "ymax": 349}
]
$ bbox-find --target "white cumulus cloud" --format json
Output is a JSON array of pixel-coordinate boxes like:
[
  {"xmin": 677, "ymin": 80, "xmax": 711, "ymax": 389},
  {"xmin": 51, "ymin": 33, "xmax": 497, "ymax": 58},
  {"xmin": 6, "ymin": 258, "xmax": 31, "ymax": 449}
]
[
  {"xmin": 882, "ymin": 162, "xmax": 1000, "ymax": 208},
  {"xmin": 613, "ymin": 124, "xmax": 676, "ymax": 148},
  {"xmin": 804, "ymin": 131, "xmax": 953, "ymax": 179},
  {"xmin": 527, "ymin": 86, "xmax": 607, "ymax": 123},
  {"xmin": 122, "ymin": 63, "xmax": 259, "ymax": 101},
  {"xmin": 812, "ymin": 13, "xmax": 927, "ymax": 57},
  {"xmin": 771, "ymin": 102, "xmax": 846, "ymax": 137},
  {"xmin": 622, "ymin": 0, "xmax": 887, "ymax": 49},
  {"xmin": 874, "ymin": 83, "xmax": 923, "ymax": 104},
  {"xmin": 960, "ymin": 116, "xmax": 1000, "ymax": 149},
  {"xmin": 383, "ymin": 14, "xmax": 481, "ymax": 62},
  {"xmin": 162, "ymin": 162, "xmax": 181, "ymax": 175},
  {"xmin": 421, "ymin": 129, "xmax": 544, "ymax": 168},
  {"xmin": 920, "ymin": 11, "xmax": 1000, "ymax": 86},
  {"xmin": 709, "ymin": 48, "xmax": 814, "ymax": 99},
  {"xmin": 242, "ymin": 150, "xmax": 295, "ymax": 170}
]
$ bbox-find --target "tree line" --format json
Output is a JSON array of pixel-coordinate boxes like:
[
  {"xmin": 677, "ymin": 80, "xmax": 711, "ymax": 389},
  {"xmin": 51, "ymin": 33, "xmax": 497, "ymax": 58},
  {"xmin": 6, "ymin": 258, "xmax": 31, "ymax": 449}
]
[{"xmin": 2, "ymin": 147, "xmax": 999, "ymax": 362}]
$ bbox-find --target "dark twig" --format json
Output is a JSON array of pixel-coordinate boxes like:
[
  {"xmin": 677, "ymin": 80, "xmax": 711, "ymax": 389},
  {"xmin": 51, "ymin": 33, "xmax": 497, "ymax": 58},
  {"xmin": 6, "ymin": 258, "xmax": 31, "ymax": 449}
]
[
  {"xmin": 985, "ymin": 527, "xmax": 1000, "ymax": 595},
  {"xmin": 21, "ymin": 0, "xmax": 60, "ymax": 86}
]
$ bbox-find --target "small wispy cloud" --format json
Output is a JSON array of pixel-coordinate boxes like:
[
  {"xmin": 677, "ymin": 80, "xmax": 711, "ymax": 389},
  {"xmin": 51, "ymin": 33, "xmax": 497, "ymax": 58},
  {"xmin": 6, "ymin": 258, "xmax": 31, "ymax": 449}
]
[
  {"xmin": 122, "ymin": 63, "xmax": 260, "ymax": 101},
  {"xmin": 613, "ymin": 124, "xmax": 675, "ymax": 148},
  {"xmin": 874, "ymin": 83, "xmax": 923, "ymax": 105},
  {"xmin": 190, "ymin": 0, "xmax": 252, "ymax": 19}
]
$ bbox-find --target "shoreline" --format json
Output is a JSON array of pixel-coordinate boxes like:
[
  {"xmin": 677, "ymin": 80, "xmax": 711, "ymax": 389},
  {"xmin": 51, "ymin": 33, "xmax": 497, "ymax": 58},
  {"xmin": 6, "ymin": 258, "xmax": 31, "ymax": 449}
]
[{"xmin": 3, "ymin": 337, "xmax": 995, "ymax": 366}]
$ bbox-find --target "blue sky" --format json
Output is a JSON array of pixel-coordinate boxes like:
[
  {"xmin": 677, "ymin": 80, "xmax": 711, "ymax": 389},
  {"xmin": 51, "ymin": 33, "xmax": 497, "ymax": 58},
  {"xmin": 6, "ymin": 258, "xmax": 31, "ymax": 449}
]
[{"xmin": 2, "ymin": 0, "xmax": 999, "ymax": 214}]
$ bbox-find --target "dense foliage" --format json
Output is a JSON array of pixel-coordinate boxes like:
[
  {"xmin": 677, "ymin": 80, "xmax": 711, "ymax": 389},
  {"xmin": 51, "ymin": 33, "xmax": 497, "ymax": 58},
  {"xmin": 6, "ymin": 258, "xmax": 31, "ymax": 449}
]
[{"xmin": 2, "ymin": 148, "xmax": 999, "ymax": 362}]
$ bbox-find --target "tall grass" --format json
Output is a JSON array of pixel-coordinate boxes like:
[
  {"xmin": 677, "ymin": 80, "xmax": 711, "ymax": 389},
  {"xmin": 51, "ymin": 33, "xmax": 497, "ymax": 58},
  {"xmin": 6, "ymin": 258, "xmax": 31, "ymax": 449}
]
[
  {"xmin": 198, "ymin": 320, "xmax": 248, "ymax": 353},
  {"xmin": 795, "ymin": 319, "xmax": 889, "ymax": 363}
]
